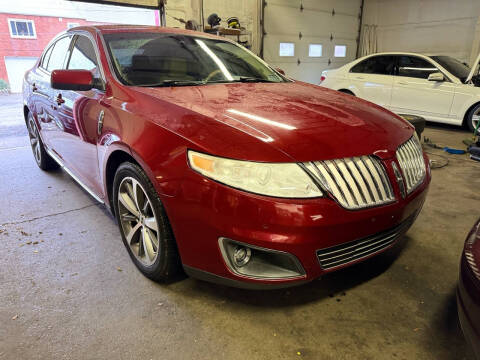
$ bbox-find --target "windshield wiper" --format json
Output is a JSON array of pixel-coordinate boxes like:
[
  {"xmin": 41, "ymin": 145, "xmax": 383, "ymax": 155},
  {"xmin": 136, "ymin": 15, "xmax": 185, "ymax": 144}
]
[
  {"xmin": 206, "ymin": 77, "xmax": 276, "ymax": 84},
  {"xmin": 139, "ymin": 80, "xmax": 206, "ymax": 87},
  {"xmin": 237, "ymin": 77, "xmax": 276, "ymax": 83}
]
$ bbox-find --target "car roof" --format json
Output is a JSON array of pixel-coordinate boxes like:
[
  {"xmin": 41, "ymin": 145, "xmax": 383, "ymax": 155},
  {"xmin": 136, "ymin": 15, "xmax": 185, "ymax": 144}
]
[
  {"xmin": 68, "ymin": 24, "xmax": 223, "ymax": 40},
  {"xmin": 362, "ymin": 52, "xmax": 432, "ymax": 58}
]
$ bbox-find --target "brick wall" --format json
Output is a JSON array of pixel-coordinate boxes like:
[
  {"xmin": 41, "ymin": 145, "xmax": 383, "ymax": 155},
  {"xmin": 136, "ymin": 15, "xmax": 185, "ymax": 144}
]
[{"xmin": 0, "ymin": 13, "xmax": 104, "ymax": 85}]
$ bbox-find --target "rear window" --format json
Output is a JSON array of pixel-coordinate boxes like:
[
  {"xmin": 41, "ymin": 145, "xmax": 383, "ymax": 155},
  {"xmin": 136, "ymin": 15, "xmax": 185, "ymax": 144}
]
[{"xmin": 350, "ymin": 56, "xmax": 395, "ymax": 75}]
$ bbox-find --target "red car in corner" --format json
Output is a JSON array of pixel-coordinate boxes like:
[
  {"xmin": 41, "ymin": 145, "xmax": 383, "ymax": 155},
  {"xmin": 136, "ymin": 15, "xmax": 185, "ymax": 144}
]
[
  {"xmin": 23, "ymin": 25, "xmax": 430, "ymax": 289},
  {"xmin": 458, "ymin": 219, "xmax": 480, "ymax": 358}
]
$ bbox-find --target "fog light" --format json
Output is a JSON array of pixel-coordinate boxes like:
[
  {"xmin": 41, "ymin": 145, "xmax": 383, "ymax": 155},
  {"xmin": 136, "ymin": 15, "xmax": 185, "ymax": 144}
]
[
  {"xmin": 219, "ymin": 238, "xmax": 305, "ymax": 279},
  {"xmin": 233, "ymin": 246, "xmax": 251, "ymax": 267}
]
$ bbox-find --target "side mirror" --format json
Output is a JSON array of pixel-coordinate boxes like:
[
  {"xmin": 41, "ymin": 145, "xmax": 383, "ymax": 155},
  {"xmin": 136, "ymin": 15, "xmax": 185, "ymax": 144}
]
[
  {"xmin": 51, "ymin": 70, "xmax": 94, "ymax": 91},
  {"xmin": 427, "ymin": 72, "xmax": 444, "ymax": 82},
  {"xmin": 275, "ymin": 67, "xmax": 285, "ymax": 75}
]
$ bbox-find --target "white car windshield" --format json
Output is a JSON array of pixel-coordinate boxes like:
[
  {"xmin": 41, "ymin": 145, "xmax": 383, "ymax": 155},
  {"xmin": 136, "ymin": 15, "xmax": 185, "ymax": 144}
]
[{"xmin": 431, "ymin": 56, "xmax": 471, "ymax": 82}]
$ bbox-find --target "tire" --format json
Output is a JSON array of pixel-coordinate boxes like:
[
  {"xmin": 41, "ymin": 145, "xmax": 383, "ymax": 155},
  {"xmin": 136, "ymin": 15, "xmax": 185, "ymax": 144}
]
[
  {"xmin": 27, "ymin": 112, "xmax": 59, "ymax": 171},
  {"xmin": 466, "ymin": 103, "xmax": 480, "ymax": 133},
  {"xmin": 113, "ymin": 162, "xmax": 180, "ymax": 282}
]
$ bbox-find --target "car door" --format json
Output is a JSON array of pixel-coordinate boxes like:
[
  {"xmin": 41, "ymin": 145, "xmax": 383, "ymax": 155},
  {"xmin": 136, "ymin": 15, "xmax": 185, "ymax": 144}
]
[
  {"xmin": 390, "ymin": 55, "xmax": 456, "ymax": 120},
  {"xmin": 27, "ymin": 44, "xmax": 54, "ymax": 146},
  {"xmin": 347, "ymin": 55, "xmax": 395, "ymax": 108},
  {"xmin": 41, "ymin": 35, "xmax": 72, "ymax": 150},
  {"xmin": 49, "ymin": 33, "xmax": 106, "ymax": 197},
  {"xmin": 30, "ymin": 39, "xmax": 69, "ymax": 148}
]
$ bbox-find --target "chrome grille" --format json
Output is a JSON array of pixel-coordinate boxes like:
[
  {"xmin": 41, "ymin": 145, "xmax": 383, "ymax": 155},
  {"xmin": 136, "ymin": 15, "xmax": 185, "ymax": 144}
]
[
  {"xmin": 396, "ymin": 136, "xmax": 426, "ymax": 194},
  {"xmin": 316, "ymin": 214, "xmax": 417, "ymax": 270},
  {"xmin": 304, "ymin": 156, "xmax": 395, "ymax": 210}
]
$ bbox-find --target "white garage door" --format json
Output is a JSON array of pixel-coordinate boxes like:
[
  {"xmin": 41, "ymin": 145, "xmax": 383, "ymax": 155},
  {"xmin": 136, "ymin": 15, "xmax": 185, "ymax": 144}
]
[
  {"xmin": 4, "ymin": 57, "xmax": 38, "ymax": 93},
  {"xmin": 263, "ymin": 0, "xmax": 362, "ymax": 84}
]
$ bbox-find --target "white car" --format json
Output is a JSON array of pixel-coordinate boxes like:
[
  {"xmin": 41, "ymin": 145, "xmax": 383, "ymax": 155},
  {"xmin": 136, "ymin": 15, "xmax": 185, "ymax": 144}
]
[{"xmin": 320, "ymin": 52, "xmax": 480, "ymax": 132}]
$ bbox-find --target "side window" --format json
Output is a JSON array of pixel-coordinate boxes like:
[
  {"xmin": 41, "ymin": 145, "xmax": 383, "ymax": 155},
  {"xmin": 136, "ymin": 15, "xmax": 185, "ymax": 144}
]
[
  {"xmin": 351, "ymin": 56, "xmax": 394, "ymax": 75},
  {"xmin": 67, "ymin": 35, "xmax": 99, "ymax": 75},
  {"xmin": 40, "ymin": 45, "xmax": 54, "ymax": 69},
  {"xmin": 397, "ymin": 56, "xmax": 437, "ymax": 79},
  {"xmin": 47, "ymin": 36, "xmax": 72, "ymax": 72}
]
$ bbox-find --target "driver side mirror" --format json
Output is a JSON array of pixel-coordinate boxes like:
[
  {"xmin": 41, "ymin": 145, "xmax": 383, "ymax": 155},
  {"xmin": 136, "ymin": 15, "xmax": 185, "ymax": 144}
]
[
  {"xmin": 428, "ymin": 72, "xmax": 445, "ymax": 82},
  {"xmin": 51, "ymin": 70, "xmax": 94, "ymax": 91}
]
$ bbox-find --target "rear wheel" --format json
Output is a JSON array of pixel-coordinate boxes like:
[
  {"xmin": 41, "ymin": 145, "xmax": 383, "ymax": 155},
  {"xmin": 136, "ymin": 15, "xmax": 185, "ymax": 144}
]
[
  {"xmin": 466, "ymin": 103, "xmax": 480, "ymax": 133},
  {"xmin": 27, "ymin": 112, "xmax": 59, "ymax": 170},
  {"xmin": 113, "ymin": 162, "xmax": 180, "ymax": 281}
]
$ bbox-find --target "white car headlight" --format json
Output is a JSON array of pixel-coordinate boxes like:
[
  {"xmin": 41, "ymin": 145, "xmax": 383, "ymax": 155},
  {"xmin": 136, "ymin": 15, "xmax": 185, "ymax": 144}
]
[{"xmin": 188, "ymin": 150, "xmax": 322, "ymax": 198}]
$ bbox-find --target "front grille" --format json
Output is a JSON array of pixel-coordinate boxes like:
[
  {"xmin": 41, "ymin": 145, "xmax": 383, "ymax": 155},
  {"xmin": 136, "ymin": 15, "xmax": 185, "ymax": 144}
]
[
  {"xmin": 316, "ymin": 214, "xmax": 416, "ymax": 270},
  {"xmin": 396, "ymin": 136, "xmax": 426, "ymax": 194},
  {"xmin": 304, "ymin": 156, "xmax": 395, "ymax": 210}
]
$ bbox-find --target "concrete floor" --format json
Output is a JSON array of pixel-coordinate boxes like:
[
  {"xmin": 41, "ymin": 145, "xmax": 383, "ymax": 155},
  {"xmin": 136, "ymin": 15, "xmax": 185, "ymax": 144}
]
[{"xmin": 1, "ymin": 93, "xmax": 479, "ymax": 360}]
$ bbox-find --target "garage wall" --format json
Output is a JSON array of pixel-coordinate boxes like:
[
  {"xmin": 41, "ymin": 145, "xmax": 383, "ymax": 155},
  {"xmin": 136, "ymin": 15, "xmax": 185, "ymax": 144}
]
[
  {"xmin": 263, "ymin": 0, "xmax": 362, "ymax": 84},
  {"xmin": 165, "ymin": 0, "xmax": 261, "ymax": 55},
  {"xmin": 362, "ymin": 0, "xmax": 480, "ymax": 64}
]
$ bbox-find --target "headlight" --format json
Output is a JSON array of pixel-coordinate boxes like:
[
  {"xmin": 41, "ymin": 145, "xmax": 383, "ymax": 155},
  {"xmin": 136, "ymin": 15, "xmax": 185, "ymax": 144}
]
[{"xmin": 187, "ymin": 150, "xmax": 322, "ymax": 198}]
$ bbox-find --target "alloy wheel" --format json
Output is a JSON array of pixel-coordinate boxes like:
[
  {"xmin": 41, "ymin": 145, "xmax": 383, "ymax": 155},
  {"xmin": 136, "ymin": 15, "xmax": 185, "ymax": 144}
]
[
  {"xmin": 117, "ymin": 177, "xmax": 160, "ymax": 266},
  {"xmin": 473, "ymin": 108, "xmax": 480, "ymax": 132},
  {"xmin": 28, "ymin": 116, "xmax": 41, "ymax": 165}
]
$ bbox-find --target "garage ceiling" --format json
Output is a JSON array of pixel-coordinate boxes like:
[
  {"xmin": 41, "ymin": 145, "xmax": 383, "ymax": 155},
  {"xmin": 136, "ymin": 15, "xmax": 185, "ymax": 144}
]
[{"xmin": 263, "ymin": 0, "xmax": 362, "ymax": 84}]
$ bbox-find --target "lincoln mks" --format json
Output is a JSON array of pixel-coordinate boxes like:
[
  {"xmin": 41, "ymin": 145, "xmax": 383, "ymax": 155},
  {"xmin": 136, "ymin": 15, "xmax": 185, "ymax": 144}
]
[{"xmin": 23, "ymin": 26, "xmax": 430, "ymax": 288}]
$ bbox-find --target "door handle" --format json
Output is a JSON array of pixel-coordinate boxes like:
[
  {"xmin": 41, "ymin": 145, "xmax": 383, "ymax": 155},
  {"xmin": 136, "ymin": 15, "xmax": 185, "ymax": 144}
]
[
  {"xmin": 97, "ymin": 110, "xmax": 105, "ymax": 136},
  {"xmin": 397, "ymin": 81, "xmax": 408, "ymax": 85},
  {"xmin": 354, "ymin": 76, "xmax": 365, "ymax": 80},
  {"xmin": 55, "ymin": 94, "xmax": 65, "ymax": 105}
]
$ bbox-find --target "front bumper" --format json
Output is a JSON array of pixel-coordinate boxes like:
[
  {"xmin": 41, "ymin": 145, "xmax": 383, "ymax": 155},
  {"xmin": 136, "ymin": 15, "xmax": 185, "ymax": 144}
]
[{"xmin": 164, "ymin": 155, "xmax": 430, "ymax": 289}]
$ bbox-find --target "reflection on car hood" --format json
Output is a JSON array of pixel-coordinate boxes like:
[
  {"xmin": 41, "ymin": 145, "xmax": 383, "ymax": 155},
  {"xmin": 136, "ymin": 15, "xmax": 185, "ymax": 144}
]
[{"xmin": 133, "ymin": 81, "xmax": 413, "ymax": 162}]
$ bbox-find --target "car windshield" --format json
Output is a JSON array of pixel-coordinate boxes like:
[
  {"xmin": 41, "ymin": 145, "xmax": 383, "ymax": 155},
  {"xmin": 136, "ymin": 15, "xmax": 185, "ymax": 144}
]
[
  {"xmin": 103, "ymin": 32, "xmax": 287, "ymax": 87},
  {"xmin": 431, "ymin": 55, "xmax": 471, "ymax": 82}
]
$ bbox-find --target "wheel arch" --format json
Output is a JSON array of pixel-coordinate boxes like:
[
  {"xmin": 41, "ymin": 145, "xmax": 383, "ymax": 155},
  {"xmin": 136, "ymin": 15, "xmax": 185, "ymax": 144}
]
[
  {"xmin": 23, "ymin": 105, "xmax": 30, "ymax": 125},
  {"xmin": 463, "ymin": 101, "xmax": 480, "ymax": 126},
  {"xmin": 104, "ymin": 149, "xmax": 140, "ymax": 214},
  {"xmin": 337, "ymin": 88, "xmax": 355, "ymax": 96}
]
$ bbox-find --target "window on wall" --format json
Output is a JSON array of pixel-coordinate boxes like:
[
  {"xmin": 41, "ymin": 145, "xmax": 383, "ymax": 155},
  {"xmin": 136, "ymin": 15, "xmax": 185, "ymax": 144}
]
[
  {"xmin": 279, "ymin": 42, "xmax": 294, "ymax": 57},
  {"xmin": 8, "ymin": 19, "xmax": 36, "ymax": 39},
  {"xmin": 334, "ymin": 45, "xmax": 347, "ymax": 58},
  {"xmin": 308, "ymin": 44, "xmax": 322, "ymax": 57}
]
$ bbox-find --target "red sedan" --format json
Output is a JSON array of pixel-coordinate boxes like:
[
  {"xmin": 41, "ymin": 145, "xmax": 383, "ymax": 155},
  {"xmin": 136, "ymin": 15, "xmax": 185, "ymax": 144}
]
[
  {"xmin": 23, "ymin": 25, "xmax": 430, "ymax": 288},
  {"xmin": 458, "ymin": 219, "xmax": 480, "ymax": 358}
]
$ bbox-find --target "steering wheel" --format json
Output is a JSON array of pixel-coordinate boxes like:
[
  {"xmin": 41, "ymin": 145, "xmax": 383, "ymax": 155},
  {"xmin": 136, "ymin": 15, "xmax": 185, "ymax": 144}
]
[{"xmin": 204, "ymin": 69, "xmax": 224, "ymax": 82}]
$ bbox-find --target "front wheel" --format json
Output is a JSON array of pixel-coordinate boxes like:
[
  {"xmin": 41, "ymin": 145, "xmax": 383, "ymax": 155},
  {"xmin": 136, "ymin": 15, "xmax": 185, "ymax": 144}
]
[
  {"xmin": 27, "ymin": 112, "xmax": 59, "ymax": 170},
  {"xmin": 113, "ymin": 162, "xmax": 180, "ymax": 282},
  {"xmin": 466, "ymin": 103, "xmax": 480, "ymax": 133}
]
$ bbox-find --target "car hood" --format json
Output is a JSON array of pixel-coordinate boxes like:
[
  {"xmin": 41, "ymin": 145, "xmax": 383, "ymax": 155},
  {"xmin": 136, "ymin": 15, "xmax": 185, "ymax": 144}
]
[{"xmin": 133, "ymin": 81, "xmax": 413, "ymax": 162}]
